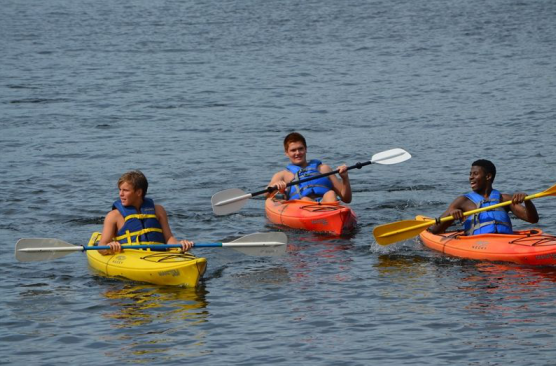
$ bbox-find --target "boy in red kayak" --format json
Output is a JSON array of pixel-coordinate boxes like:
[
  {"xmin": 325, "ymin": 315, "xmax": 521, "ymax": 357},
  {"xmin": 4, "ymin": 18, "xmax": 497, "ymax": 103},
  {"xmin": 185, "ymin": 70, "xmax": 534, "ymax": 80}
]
[
  {"xmin": 266, "ymin": 132, "xmax": 352, "ymax": 203},
  {"xmin": 97, "ymin": 170, "xmax": 193, "ymax": 255},
  {"xmin": 428, "ymin": 159, "xmax": 539, "ymax": 235}
]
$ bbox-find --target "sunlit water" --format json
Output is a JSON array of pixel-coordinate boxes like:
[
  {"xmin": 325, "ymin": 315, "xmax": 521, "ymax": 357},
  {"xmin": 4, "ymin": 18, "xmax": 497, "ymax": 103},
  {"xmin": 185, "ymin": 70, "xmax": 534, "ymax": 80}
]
[{"xmin": 2, "ymin": 0, "xmax": 556, "ymax": 364}]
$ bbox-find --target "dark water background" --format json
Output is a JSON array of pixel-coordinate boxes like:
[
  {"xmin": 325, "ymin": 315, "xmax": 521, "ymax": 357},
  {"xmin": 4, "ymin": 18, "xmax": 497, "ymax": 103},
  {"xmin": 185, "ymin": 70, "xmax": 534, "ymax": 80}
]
[{"xmin": 2, "ymin": 0, "xmax": 556, "ymax": 364}]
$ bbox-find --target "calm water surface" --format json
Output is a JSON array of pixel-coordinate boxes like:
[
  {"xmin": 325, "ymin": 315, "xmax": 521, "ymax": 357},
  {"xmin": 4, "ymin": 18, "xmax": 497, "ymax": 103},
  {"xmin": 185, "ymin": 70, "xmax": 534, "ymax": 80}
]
[{"xmin": 2, "ymin": 0, "xmax": 556, "ymax": 365}]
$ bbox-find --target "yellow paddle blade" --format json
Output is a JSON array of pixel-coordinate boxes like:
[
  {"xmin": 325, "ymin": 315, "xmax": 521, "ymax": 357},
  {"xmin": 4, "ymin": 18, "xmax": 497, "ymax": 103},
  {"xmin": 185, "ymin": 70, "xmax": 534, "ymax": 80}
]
[
  {"xmin": 535, "ymin": 183, "xmax": 556, "ymax": 198},
  {"xmin": 373, "ymin": 219, "xmax": 434, "ymax": 245}
]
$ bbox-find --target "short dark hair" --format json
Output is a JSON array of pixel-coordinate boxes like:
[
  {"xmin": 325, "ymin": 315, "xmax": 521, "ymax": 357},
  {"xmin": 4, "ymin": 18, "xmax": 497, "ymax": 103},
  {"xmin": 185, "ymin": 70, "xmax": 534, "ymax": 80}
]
[
  {"xmin": 472, "ymin": 159, "xmax": 496, "ymax": 182},
  {"xmin": 283, "ymin": 132, "xmax": 307, "ymax": 151},
  {"xmin": 118, "ymin": 170, "xmax": 148, "ymax": 198}
]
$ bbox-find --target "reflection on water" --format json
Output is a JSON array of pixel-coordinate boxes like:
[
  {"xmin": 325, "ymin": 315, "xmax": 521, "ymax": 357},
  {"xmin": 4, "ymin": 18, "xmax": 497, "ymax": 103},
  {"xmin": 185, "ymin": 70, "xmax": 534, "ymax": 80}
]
[
  {"xmin": 375, "ymin": 253, "xmax": 429, "ymax": 273},
  {"xmin": 102, "ymin": 283, "xmax": 209, "ymax": 328},
  {"xmin": 231, "ymin": 266, "xmax": 290, "ymax": 288},
  {"xmin": 374, "ymin": 253, "xmax": 433, "ymax": 286},
  {"xmin": 460, "ymin": 262, "xmax": 556, "ymax": 320},
  {"xmin": 373, "ymin": 254, "xmax": 437, "ymax": 315},
  {"xmin": 99, "ymin": 283, "xmax": 211, "ymax": 363},
  {"xmin": 285, "ymin": 233, "xmax": 356, "ymax": 285},
  {"xmin": 462, "ymin": 262, "xmax": 556, "ymax": 295},
  {"xmin": 292, "ymin": 232, "xmax": 356, "ymax": 256},
  {"xmin": 375, "ymin": 253, "xmax": 556, "ymax": 336}
]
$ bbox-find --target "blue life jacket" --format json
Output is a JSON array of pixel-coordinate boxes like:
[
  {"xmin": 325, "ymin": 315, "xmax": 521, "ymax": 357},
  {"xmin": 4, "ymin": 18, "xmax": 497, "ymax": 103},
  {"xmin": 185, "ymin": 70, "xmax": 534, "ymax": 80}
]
[
  {"xmin": 112, "ymin": 197, "xmax": 166, "ymax": 248},
  {"xmin": 463, "ymin": 189, "xmax": 513, "ymax": 235},
  {"xmin": 286, "ymin": 160, "xmax": 334, "ymax": 200}
]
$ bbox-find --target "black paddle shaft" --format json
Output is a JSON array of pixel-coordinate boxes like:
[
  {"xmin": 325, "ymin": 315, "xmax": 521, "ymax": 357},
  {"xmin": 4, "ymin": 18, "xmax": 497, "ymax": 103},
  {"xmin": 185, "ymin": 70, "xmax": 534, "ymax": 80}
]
[{"xmin": 251, "ymin": 160, "xmax": 372, "ymax": 196}]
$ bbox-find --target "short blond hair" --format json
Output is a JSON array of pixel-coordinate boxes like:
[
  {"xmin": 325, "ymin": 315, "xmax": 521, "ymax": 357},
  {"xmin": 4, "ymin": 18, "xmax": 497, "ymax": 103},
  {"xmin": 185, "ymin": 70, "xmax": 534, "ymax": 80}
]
[{"xmin": 118, "ymin": 170, "xmax": 148, "ymax": 198}]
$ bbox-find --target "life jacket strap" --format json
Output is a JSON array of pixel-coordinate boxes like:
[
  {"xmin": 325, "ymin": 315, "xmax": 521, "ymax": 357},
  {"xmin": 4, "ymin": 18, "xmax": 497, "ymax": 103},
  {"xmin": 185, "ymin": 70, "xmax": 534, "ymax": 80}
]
[
  {"xmin": 289, "ymin": 169, "xmax": 331, "ymax": 199},
  {"xmin": 114, "ymin": 228, "xmax": 164, "ymax": 245},
  {"xmin": 465, "ymin": 207, "xmax": 513, "ymax": 235},
  {"xmin": 124, "ymin": 214, "xmax": 158, "ymax": 222}
]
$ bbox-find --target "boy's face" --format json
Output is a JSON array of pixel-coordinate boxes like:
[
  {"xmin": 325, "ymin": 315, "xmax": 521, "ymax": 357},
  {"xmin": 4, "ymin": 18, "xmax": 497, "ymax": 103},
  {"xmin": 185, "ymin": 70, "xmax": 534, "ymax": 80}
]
[
  {"xmin": 469, "ymin": 165, "xmax": 491, "ymax": 192},
  {"xmin": 285, "ymin": 141, "xmax": 307, "ymax": 166},
  {"xmin": 118, "ymin": 181, "xmax": 143, "ymax": 207}
]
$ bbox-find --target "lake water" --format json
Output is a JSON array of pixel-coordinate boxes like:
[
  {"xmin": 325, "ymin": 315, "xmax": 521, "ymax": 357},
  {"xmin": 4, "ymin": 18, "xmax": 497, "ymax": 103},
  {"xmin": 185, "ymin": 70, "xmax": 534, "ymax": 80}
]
[{"xmin": 2, "ymin": 0, "xmax": 556, "ymax": 364}]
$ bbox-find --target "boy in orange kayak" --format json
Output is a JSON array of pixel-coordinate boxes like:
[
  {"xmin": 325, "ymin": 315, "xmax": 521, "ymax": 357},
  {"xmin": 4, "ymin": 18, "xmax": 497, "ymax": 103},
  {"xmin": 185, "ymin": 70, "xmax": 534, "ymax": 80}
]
[
  {"xmin": 266, "ymin": 132, "xmax": 352, "ymax": 203},
  {"xmin": 97, "ymin": 170, "xmax": 194, "ymax": 255},
  {"xmin": 428, "ymin": 159, "xmax": 539, "ymax": 235}
]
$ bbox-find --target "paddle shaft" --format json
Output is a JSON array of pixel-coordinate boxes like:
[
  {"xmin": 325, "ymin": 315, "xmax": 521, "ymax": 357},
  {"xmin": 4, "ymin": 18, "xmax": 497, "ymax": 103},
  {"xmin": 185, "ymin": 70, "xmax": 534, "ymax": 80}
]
[
  {"xmin": 17, "ymin": 242, "xmax": 285, "ymax": 253},
  {"xmin": 86, "ymin": 242, "xmax": 268, "ymax": 250}
]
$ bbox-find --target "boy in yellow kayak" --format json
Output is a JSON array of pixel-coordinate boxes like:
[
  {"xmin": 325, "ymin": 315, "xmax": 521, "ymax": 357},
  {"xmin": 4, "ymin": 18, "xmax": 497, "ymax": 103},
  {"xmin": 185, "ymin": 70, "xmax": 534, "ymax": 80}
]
[
  {"xmin": 97, "ymin": 170, "xmax": 193, "ymax": 255},
  {"xmin": 267, "ymin": 132, "xmax": 352, "ymax": 203},
  {"xmin": 428, "ymin": 159, "xmax": 539, "ymax": 235}
]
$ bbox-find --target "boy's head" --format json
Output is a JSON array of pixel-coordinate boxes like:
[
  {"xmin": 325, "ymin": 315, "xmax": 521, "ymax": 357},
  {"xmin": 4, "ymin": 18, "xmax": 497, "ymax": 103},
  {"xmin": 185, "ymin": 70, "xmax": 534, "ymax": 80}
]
[
  {"xmin": 283, "ymin": 132, "xmax": 306, "ymax": 151},
  {"xmin": 118, "ymin": 170, "xmax": 148, "ymax": 198},
  {"xmin": 472, "ymin": 159, "xmax": 496, "ymax": 182}
]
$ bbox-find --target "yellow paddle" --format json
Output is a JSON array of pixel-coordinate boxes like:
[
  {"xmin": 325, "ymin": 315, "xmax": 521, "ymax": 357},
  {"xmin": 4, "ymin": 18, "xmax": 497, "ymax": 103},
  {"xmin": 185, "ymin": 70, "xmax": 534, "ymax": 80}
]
[{"xmin": 373, "ymin": 183, "xmax": 556, "ymax": 246}]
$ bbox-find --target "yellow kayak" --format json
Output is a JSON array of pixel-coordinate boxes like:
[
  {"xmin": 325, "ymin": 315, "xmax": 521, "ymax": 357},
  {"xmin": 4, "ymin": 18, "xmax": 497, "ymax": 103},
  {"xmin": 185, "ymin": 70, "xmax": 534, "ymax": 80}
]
[{"xmin": 86, "ymin": 232, "xmax": 207, "ymax": 287}]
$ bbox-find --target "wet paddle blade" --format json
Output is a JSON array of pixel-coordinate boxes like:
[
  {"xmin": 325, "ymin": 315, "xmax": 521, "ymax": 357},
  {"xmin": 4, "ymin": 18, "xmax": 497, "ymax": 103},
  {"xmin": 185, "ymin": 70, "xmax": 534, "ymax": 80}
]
[
  {"xmin": 373, "ymin": 220, "xmax": 433, "ymax": 246},
  {"xmin": 225, "ymin": 232, "xmax": 288, "ymax": 257},
  {"xmin": 15, "ymin": 238, "xmax": 82, "ymax": 262},
  {"xmin": 371, "ymin": 148, "xmax": 412, "ymax": 165},
  {"xmin": 537, "ymin": 183, "xmax": 556, "ymax": 198},
  {"xmin": 211, "ymin": 188, "xmax": 251, "ymax": 215}
]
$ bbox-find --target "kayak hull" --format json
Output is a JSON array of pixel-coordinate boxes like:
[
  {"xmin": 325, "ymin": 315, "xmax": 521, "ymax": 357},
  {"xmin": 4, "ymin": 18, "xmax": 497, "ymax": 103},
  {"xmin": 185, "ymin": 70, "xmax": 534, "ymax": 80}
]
[
  {"xmin": 417, "ymin": 215, "xmax": 556, "ymax": 266},
  {"xmin": 265, "ymin": 197, "xmax": 357, "ymax": 235},
  {"xmin": 86, "ymin": 232, "xmax": 207, "ymax": 287}
]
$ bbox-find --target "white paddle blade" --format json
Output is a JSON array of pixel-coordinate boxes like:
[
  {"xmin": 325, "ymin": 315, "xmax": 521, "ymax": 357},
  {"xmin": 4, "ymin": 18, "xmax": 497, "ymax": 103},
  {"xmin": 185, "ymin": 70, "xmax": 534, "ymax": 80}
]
[
  {"xmin": 211, "ymin": 188, "xmax": 252, "ymax": 215},
  {"xmin": 226, "ymin": 232, "xmax": 288, "ymax": 257},
  {"xmin": 15, "ymin": 238, "xmax": 81, "ymax": 262},
  {"xmin": 371, "ymin": 148, "xmax": 411, "ymax": 165}
]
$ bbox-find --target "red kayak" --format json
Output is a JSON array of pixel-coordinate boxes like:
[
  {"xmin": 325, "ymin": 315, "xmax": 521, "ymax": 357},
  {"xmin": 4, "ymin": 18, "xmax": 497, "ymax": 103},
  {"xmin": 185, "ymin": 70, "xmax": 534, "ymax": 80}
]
[
  {"xmin": 265, "ymin": 197, "xmax": 357, "ymax": 235},
  {"xmin": 417, "ymin": 215, "xmax": 556, "ymax": 265}
]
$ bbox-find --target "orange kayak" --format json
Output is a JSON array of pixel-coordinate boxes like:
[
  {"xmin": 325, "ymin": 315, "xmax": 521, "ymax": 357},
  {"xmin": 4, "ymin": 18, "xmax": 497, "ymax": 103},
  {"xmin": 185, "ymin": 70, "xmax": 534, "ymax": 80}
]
[
  {"xmin": 265, "ymin": 197, "xmax": 357, "ymax": 235},
  {"xmin": 417, "ymin": 215, "xmax": 556, "ymax": 265}
]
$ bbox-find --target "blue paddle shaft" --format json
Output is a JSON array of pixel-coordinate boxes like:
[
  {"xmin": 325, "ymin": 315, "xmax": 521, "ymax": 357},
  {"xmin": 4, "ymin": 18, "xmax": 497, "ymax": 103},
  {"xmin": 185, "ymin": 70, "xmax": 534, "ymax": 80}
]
[{"xmin": 85, "ymin": 243, "xmax": 222, "ymax": 251}]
